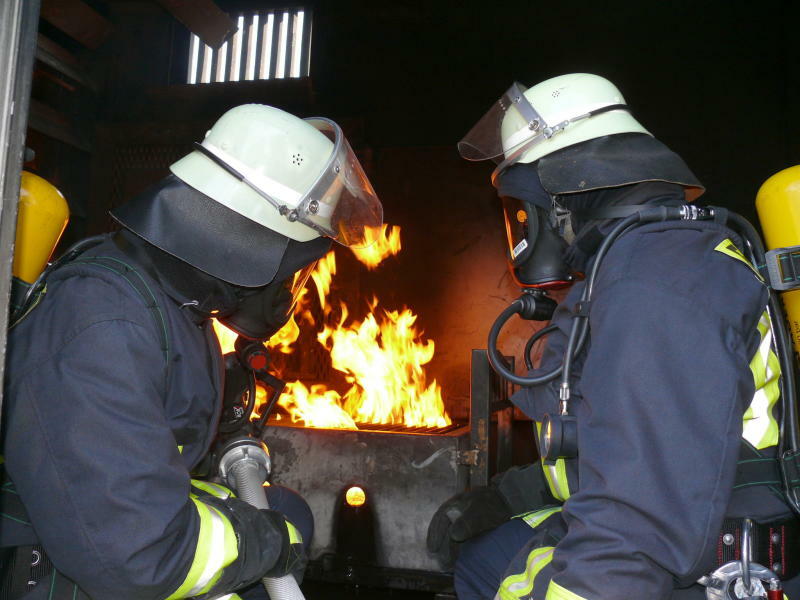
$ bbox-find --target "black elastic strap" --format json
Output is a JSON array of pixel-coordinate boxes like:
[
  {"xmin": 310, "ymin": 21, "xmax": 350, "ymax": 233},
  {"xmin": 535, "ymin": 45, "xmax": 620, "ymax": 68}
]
[
  {"xmin": 575, "ymin": 200, "xmax": 684, "ymax": 221},
  {"xmin": 735, "ymin": 442, "xmax": 782, "ymax": 490}
]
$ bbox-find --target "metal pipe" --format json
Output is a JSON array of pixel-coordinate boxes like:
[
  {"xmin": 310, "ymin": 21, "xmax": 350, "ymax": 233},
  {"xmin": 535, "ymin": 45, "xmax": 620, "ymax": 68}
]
[{"xmin": 741, "ymin": 518, "xmax": 753, "ymax": 594}]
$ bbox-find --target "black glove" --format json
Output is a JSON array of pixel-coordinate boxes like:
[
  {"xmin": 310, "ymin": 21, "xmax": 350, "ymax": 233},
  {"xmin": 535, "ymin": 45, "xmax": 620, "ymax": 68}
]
[
  {"xmin": 194, "ymin": 496, "xmax": 306, "ymax": 599},
  {"xmin": 426, "ymin": 464, "xmax": 556, "ymax": 568},
  {"xmin": 427, "ymin": 486, "xmax": 512, "ymax": 567},
  {"xmin": 260, "ymin": 509, "xmax": 307, "ymax": 580}
]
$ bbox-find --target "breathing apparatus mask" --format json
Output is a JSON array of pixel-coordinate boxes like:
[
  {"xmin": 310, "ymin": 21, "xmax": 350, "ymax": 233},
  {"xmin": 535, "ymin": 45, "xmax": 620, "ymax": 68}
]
[{"xmin": 496, "ymin": 164, "xmax": 576, "ymax": 296}]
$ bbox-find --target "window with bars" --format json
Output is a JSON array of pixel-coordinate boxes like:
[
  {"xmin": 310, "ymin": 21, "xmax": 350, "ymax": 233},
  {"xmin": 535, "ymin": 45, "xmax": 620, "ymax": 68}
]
[{"xmin": 187, "ymin": 8, "xmax": 311, "ymax": 84}]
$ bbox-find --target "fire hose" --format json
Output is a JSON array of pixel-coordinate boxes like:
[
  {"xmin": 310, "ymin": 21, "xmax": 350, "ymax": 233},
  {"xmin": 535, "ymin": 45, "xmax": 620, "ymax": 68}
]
[{"xmin": 218, "ymin": 437, "xmax": 306, "ymax": 600}]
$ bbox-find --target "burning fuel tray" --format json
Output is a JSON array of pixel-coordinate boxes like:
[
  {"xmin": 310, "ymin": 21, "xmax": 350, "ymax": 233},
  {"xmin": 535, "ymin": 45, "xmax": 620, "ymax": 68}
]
[
  {"xmin": 261, "ymin": 419, "xmax": 471, "ymax": 573},
  {"xmin": 258, "ymin": 351, "xmax": 514, "ymax": 591}
]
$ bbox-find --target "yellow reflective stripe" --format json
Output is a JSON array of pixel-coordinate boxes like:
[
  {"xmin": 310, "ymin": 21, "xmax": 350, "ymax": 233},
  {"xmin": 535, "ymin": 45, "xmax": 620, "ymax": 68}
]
[
  {"xmin": 190, "ymin": 479, "xmax": 235, "ymax": 499},
  {"xmin": 518, "ymin": 506, "xmax": 562, "ymax": 529},
  {"xmin": 535, "ymin": 423, "xmax": 571, "ymax": 501},
  {"xmin": 286, "ymin": 520, "xmax": 302, "ymax": 545},
  {"xmin": 714, "ymin": 239, "xmax": 764, "ymax": 282},
  {"xmin": 494, "ymin": 546, "xmax": 554, "ymax": 600},
  {"xmin": 744, "ymin": 311, "xmax": 781, "ymax": 449},
  {"xmin": 178, "ymin": 445, "xmax": 183, "ymax": 454},
  {"xmin": 546, "ymin": 580, "xmax": 588, "ymax": 600},
  {"xmin": 164, "ymin": 499, "xmax": 238, "ymax": 599}
]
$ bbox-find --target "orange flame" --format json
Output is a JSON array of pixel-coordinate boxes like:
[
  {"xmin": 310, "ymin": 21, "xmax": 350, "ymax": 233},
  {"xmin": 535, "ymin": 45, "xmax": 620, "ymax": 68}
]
[
  {"xmin": 213, "ymin": 223, "xmax": 451, "ymax": 430},
  {"xmin": 311, "ymin": 251, "xmax": 337, "ymax": 313},
  {"xmin": 211, "ymin": 314, "xmax": 299, "ymax": 356},
  {"xmin": 350, "ymin": 224, "xmax": 402, "ymax": 269},
  {"xmin": 315, "ymin": 301, "xmax": 450, "ymax": 427}
]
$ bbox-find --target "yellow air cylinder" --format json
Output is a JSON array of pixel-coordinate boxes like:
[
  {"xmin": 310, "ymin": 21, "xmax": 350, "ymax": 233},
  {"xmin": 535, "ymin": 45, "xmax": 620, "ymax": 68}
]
[
  {"xmin": 756, "ymin": 165, "xmax": 800, "ymax": 356},
  {"xmin": 13, "ymin": 171, "xmax": 70, "ymax": 284}
]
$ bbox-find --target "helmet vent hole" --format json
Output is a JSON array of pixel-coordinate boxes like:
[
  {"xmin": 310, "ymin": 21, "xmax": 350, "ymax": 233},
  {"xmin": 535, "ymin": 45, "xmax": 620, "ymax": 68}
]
[
  {"xmin": 292, "ymin": 153, "xmax": 304, "ymax": 166},
  {"xmin": 552, "ymin": 90, "xmax": 560, "ymax": 98}
]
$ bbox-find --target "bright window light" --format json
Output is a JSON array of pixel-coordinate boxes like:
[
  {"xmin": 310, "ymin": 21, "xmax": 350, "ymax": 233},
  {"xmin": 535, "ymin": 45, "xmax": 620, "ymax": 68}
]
[{"xmin": 187, "ymin": 8, "xmax": 311, "ymax": 84}]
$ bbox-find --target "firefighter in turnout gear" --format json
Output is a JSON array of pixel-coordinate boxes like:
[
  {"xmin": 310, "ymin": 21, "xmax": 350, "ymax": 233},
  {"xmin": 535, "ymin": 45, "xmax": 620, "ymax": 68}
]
[
  {"xmin": 427, "ymin": 74, "xmax": 800, "ymax": 599},
  {"xmin": 0, "ymin": 104, "xmax": 382, "ymax": 599}
]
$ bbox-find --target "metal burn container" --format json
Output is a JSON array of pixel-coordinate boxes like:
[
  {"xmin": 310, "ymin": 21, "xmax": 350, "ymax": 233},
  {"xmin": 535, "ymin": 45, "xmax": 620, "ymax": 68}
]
[{"xmin": 259, "ymin": 350, "xmax": 514, "ymax": 591}]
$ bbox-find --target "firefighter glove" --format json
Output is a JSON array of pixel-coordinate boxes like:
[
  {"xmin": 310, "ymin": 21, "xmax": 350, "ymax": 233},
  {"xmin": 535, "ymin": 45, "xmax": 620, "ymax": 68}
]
[
  {"xmin": 261, "ymin": 509, "xmax": 307, "ymax": 580},
  {"xmin": 426, "ymin": 464, "xmax": 555, "ymax": 568}
]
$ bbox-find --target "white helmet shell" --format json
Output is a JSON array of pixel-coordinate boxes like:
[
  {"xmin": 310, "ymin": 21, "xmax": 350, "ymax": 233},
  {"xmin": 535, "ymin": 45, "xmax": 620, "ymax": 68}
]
[
  {"xmin": 458, "ymin": 74, "xmax": 651, "ymax": 183},
  {"xmin": 170, "ymin": 104, "xmax": 334, "ymax": 242},
  {"xmin": 501, "ymin": 74, "xmax": 650, "ymax": 165}
]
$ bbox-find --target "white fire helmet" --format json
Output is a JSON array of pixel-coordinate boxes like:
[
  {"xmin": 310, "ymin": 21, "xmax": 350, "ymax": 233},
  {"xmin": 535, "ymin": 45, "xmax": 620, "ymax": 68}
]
[
  {"xmin": 170, "ymin": 104, "xmax": 383, "ymax": 248},
  {"xmin": 458, "ymin": 73, "xmax": 650, "ymax": 184}
]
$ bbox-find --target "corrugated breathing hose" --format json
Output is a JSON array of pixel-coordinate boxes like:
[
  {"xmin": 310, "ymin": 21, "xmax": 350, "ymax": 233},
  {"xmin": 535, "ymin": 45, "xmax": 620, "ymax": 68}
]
[{"xmin": 220, "ymin": 438, "xmax": 306, "ymax": 600}]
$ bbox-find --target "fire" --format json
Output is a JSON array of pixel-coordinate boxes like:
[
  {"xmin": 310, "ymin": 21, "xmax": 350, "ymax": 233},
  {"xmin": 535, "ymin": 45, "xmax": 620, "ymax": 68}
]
[
  {"xmin": 211, "ymin": 314, "xmax": 299, "ymax": 356},
  {"xmin": 318, "ymin": 303, "xmax": 449, "ymax": 428},
  {"xmin": 213, "ymin": 223, "xmax": 451, "ymax": 430},
  {"xmin": 350, "ymin": 224, "xmax": 402, "ymax": 269}
]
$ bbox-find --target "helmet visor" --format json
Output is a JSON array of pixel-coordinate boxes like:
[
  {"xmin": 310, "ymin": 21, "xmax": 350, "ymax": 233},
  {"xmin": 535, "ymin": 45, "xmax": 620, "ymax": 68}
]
[
  {"xmin": 301, "ymin": 118, "xmax": 383, "ymax": 248},
  {"xmin": 457, "ymin": 82, "xmax": 548, "ymax": 163}
]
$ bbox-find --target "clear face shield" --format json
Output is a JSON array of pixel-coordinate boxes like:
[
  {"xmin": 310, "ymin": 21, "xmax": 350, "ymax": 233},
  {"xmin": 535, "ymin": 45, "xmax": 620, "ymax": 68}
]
[
  {"xmin": 194, "ymin": 118, "xmax": 383, "ymax": 248},
  {"xmin": 458, "ymin": 82, "xmax": 552, "ymax": 179},
  {"xmin": 458, "ymin": 82, "xmax": 627, "ymax": 185}
]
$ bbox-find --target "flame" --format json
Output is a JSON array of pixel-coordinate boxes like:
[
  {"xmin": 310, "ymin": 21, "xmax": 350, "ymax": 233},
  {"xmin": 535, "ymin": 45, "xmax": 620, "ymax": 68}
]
[
  {"xmin": 314, "ymin": 302, "xmax": 450, "ymax": 428},
  {"xmin": 213, "ymin": 223, "xmax": 451, "ymax": 430},
  {"xmin": 212, "ymin": 318, "xmax": 238, "ymax": 354},
  {"xmin": 350, "ymin": 224, "xmax": 402, "ymax": 269},
  {"xmin": 211, "ymin": 313, "xmax": 299, "ymax": 356},
  {"xmin": 311, "ymin": 251, "xmax": 337, "ymax": 313},
  {"xmin": 277, "ymin": 382, "xmax": 357, "ymax": 430}
]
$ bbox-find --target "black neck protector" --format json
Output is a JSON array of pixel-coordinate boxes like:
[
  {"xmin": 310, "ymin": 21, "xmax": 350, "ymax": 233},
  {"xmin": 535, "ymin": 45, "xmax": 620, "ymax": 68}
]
[{"xmin": 114, "ymin": 230, "xmax": 241, "ymax": 321}]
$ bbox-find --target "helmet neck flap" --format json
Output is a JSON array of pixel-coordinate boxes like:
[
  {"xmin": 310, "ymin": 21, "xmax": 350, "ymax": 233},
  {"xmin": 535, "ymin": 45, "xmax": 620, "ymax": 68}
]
[{"xmin": 113, "ymin": 176, "xmax": 330, "ymax": 338}]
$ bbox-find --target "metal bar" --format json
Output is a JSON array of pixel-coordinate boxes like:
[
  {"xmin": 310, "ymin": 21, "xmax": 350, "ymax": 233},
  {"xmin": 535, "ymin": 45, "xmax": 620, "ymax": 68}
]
[
  {"xmin": 269, "ymin": 10, "xmax": 282, "ymax": 79},
  {"xmin": 236, "ymin": 14, "xmax": 249, "ymax": 82},
  {"xmin": 208, "ymin": 45, "xmax": 219, "ymax": 84},
  {"xmin": 244, "ymin": 13, "xmax": 260, "ymax": 81},
  {"xmin": 250, "ymin": 13, "xmax": 263, "ymax": 80},
  {"xmin": 282, "ymin": 9, "xmax": 295, "ymax": 79},
  {"xmin": 259, "ymin": 12, "xmax": 275, "ymax": 80},
  {"xmin": 497, "ymin": 357, "xmax": 514, "ymax": 473},
  {"xmin": 469, "ymin": 350, "xmax": 492, "ymax": 486},
  {"xmin": 496, "ymin": 405, "xmax": 513, "ymax": 473},
  {"xmin": 0, "ymin": 0, "xmax": 41, "ymax": 429},
  {"xmin": 193, "ymin": 36, "xmax": 205, "ymax": 84},
  {"xmin": 298, "ymin": 8, "xmax": 312, "ymax": 77}
]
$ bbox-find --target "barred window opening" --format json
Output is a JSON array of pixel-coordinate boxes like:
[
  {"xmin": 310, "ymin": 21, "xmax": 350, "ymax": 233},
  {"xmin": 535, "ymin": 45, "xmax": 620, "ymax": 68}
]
[{"xmin": 187, "ymin": 8, "xmax": 311, "ymax": 85}]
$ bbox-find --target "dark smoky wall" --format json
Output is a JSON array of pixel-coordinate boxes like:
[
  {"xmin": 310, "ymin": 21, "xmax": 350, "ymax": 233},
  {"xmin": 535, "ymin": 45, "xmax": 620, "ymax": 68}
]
[
  {"xmin": 307, "ymin": 0, "xmax": 800, "ymax": 220},
  {"xmin": 81, "ymin": 0, "xmax": 800, "ymax": 415}
]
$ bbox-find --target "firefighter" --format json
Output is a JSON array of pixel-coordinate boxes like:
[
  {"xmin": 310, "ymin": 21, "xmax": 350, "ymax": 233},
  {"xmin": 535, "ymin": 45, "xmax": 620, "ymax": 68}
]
[
  {"xmin": 0, "ymin": 104, "xmax": 382, "ymax": 599},
  {"xmin": 428, "ymin": 74, "xmax": 800, "ymax": 599}
]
